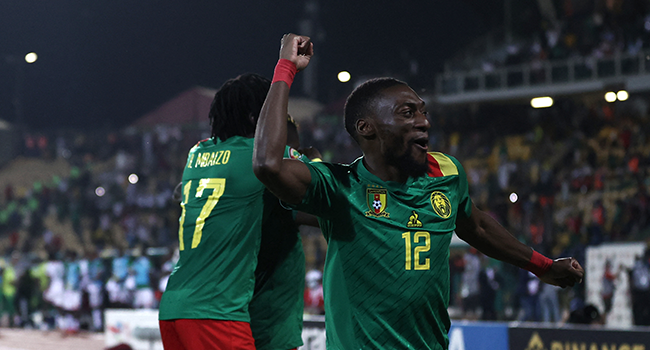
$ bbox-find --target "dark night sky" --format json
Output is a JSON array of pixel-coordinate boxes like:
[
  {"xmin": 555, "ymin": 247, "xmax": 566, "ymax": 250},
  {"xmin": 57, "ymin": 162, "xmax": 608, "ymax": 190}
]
[{"xmin": 0, "ymin": 0, "xmax": 496, "ymax": 130}]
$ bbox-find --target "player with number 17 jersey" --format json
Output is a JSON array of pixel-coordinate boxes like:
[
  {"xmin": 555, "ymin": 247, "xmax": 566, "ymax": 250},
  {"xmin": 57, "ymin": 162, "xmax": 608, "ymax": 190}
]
[{"xmin": 159, "ymin": 136, "xmax": 265, "ymax": 322}]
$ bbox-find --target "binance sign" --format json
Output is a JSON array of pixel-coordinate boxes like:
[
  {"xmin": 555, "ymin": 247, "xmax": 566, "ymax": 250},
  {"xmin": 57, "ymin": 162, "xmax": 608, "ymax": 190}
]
[{"xmin": 510, "ymin": 328, "xmax": 649, "ymax": 350}]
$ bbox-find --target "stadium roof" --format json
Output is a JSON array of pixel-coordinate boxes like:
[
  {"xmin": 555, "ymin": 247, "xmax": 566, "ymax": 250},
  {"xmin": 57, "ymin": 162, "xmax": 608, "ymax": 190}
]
[
  {"xmin": 132, "ymin": 86, "xmax": 216, "ymax": 127},
  {"xmin": 132, "ymin": 86, "xmax": 323, "ymax": 128}
]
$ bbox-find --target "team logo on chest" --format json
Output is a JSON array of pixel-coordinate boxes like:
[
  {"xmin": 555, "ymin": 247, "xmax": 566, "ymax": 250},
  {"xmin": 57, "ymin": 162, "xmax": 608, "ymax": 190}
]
[
  {"xmin": 430, "ymin": 191, "xmax": 452, "ymax": 219},
  {"xmin": 365, "ymin": 188, "xmax": 390, "ymax": 217}
]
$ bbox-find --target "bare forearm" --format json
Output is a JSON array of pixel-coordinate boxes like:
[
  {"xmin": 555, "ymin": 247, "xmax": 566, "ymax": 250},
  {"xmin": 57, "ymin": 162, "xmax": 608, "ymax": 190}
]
[
  {"xmin": 253, "ymin": 34, "xmax": 315, "ymax": 204},
  {"xmin": 253, "ymin": 82, "xmax": 290, "ymax": 177},
  {"xmin": 456, "ymin": 207, "xmax": 532, "ymax": 269}
]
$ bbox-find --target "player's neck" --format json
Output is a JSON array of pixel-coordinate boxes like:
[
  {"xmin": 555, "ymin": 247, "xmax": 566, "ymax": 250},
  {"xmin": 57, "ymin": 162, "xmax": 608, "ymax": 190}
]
[{"xmin": 362, "ymin": 156, "xmax": 409, "ymax": 183}]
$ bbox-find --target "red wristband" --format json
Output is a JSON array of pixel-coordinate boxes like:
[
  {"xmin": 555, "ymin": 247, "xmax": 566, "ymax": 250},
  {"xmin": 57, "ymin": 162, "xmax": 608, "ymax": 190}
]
[
  {"xmin": 272, "ymin": 59, "xmax": 298, "ymax": 89},
  {"xmin": 525, "ymin": 250, "xmax": 553, "ymax": 277}
]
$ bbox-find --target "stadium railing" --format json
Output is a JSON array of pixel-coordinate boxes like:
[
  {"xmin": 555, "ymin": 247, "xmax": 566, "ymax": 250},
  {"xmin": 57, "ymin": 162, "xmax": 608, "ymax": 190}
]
[{"xmin": 435, "ymin": 49, "xmax": 650, "ymax": 104}]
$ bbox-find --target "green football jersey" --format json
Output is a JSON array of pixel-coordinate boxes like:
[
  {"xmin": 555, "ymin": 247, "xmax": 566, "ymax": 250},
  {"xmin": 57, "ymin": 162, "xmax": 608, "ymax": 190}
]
[
  {"xmin": 159, "ymin": 136, "xmax": 265, "ymax": 322},
  {"xmin": 249, "ymin": 237, "xmax": 305, "ymax": 350},
  {"xmin": 295, "ymin": 152, "xmax": 472, "ymax": 350},
  {"xmin": 249, "ymin": 149, "xmax": 306, "ymax": 350}
]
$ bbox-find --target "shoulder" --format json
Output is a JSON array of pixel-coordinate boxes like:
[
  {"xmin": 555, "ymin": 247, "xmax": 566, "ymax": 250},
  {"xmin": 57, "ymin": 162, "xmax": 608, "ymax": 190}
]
[
  {"xmin": 310, "ymin": 160, "xmax": 353, "ymax": 173},
  {"xmin": 305, "ymin": 160, "xmax": 355, "ymax": 184},
  {"xmin": 285, "ymin": 146, "xmax": 303, "ymax": 160},
  {"xmin": 426, "ymin": 152, "xmax": 463, "ymax": 178},
  {"xmin": 191, "ymin": 136, "xmax": 254, "ymax": 150}
]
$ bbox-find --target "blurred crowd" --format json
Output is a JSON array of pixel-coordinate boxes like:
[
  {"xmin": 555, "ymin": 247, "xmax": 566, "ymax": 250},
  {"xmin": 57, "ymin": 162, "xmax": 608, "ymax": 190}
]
[
  {"xmin": 437, "ymin": 92, "xmax": 650, "ymax": 324},
  {"xmin": 448, "ymin": 0, "xmax": 650, "ymax": 75}
]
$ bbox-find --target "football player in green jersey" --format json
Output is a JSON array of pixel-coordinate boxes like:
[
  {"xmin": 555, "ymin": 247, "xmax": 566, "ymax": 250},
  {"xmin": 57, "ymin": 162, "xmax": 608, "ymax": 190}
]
[
  {"xmin": 249, "ymin": 116, "xmax": 320, "ymax": 350},
  {"xmin": 253, "ymin": 34, "xmax": 585, "ymax": 350},
  {"xmin": 159, "ymin": 73, "xmax": 271, "ymax": 350}
]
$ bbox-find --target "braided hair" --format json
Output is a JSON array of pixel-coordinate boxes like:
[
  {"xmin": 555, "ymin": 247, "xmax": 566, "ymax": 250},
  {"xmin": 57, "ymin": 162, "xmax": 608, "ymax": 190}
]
[{"xmin": 209, "ymin": 73, "xmax": 271, "ymax": 142}]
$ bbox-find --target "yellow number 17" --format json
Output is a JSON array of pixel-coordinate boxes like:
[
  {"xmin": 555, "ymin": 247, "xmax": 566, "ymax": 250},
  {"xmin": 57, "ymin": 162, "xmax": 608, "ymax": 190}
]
[
  {"xmin": 401, "ymin": 231, "xmax": 431, "ymax": 270},
  {"xmin": 178, "ymin": 178, "xmax": 226, "ymax": 250}
]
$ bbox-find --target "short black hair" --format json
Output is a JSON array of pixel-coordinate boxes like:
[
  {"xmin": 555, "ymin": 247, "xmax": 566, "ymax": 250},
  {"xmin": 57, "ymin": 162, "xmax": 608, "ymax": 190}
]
[
  {"xmin": 287, "ymin": 115, "xmax": 300, "ymax": 149},
  {"xmin": 209, "ymin": 73, "xmax": 271, "ymax": 142},
  {"xmin": 343, "ymin": 77, "xmax": 407, "ymax": 142}
]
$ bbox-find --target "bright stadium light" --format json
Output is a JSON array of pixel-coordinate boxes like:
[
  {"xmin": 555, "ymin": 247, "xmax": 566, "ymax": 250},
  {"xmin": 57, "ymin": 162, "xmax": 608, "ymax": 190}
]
[
  {"xmin": 509, "ymin": 192, "xmax": 518, "ymax": 203},
  {"xmin": 337, "ymin": 71, "xmax": 351, "ymax": 83},
  {"xmin": 605, "ymin": 91, "xmax": 617, "ymax": 102},
  {"xmin": 24, "ymin": 52, "xmax": 38, "ymax": 64},
  {"xmin": 530, "ymin": 97, "xmax": 553, "ymax": 108},
  {"xmin": 617, "ymin": 90, "xmax": 629, "ymax": 101},
  {"xmin": 128, "ymin": 173, "xmax": 139, "ymax": 184},
  {"xmin": 95, "ymin": 186, "xmax": 106, "ymax": 197}
]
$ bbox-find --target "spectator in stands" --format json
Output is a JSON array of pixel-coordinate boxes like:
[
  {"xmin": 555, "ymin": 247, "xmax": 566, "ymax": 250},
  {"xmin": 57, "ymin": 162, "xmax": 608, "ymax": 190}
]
[
  {"xmin": 517, "ymin": 270, "xmax": 541, "ymax": 321},
  {"xmin": 600, "ymin": 259, "xmax": 618, "ymax": 317},
  {"xmin": 478, "ymin": 256, "xmax": 502, "ymax": 321},
  {"xmin": 629, "ymin": 249, "xmax": 650, "ymax": 326},
  {"xmin": 1, "ymin": 252, "xmax": 18, "ymax": 327},
  {"xmin": 61, "ymin": 250, "xmax": 82, "ymax": 334},
  {"xmin": 567, "ymin": 303, "xmax": 604, "ymax": 325},
  {"xmin": 539, "ymin": 283, "xmax": 561, "ymax": 323},
  {"xmin": 304, "ymin": 269, "xmax": 324, "ymax": 315},
  {"xmin": 132, "ymin": 246, "xmax": 154, "ymax": 309},
  {"xmin": 461, "ymin": 248, "xmax": 482, "ymax": 319},
  {"xmin": 84, "ymin": 250, "xmax": 105, "ymax": 331},
  {"xmin": 15, "ymin": 257, "xmax": 37, "ymax": 328}
]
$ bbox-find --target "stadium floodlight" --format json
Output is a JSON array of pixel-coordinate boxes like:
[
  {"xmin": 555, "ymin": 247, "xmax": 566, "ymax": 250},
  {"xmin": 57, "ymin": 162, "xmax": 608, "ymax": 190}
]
[
  {"xmin": 24, "ymin": 52, "xmax": 38, "ymax": 64},
  {"xmin": 128, "ymin": 173, "xmax": 139, "ymax": 184},
  {"xmin": 337, "ymin": 71, "xmax": 351, "ymax": 83},
  {"xmin": 617, "ymin": 90, "xmax": 629, "ymax": 101},
  {"xmin": 605, "ymin": 91, "xmax": 617, "ymax": 102},
  {"xmin": 509, "ymin": 192, "xmax": 518, "ymax": 203},
  {"xmin": 530, "ymin": 97, "xmax": 553, "ymax": 108}
]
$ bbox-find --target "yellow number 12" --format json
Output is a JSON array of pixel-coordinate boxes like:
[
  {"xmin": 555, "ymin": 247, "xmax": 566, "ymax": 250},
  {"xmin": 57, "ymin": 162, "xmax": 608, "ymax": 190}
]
[
  {"xmin": 401, "ymin": 231, "xmax": 431, "ymax": 270},
  {"xmin": 178, "ymin": 178, "xmax": 226, "ymax": 250}
]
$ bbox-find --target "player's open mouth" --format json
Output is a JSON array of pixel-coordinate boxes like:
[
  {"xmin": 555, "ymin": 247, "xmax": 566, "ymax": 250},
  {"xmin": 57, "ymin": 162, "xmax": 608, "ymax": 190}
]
[{"xmin": 412, "ymin": 137, "xmax": 429, "ymax": 151}]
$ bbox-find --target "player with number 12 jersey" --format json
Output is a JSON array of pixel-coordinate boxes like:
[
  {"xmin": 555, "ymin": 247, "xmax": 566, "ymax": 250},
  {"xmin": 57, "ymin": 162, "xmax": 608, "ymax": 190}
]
[{"xmin": 295, "ymin": 153, "xmax": 472, "ymax": 349}]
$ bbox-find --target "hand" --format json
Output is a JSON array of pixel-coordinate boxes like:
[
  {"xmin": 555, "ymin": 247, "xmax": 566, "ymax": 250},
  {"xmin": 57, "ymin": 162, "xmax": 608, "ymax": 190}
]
[
  {"xmin": 299, "ymin": 146, "xmax": 322, "ymax": 161},
  {"xmin": 539, "ymin": 257, "xmax": 584, "ymax": 288},
  {"xmin": 279, "ymin": 33, "xmax": 313, "ymax": 71}
]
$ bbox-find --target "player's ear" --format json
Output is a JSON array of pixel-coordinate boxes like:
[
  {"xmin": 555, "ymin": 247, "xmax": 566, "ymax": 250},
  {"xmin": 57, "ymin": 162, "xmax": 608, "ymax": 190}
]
[{"xmin": 356, "ymin": 118, "xmax": 375, "ymax": 139}]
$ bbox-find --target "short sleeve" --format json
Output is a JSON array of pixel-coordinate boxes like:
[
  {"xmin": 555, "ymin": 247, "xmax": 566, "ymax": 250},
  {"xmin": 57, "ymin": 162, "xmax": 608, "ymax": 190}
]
[
  {"xmin": 292, "ymin": 161, "xmax": 341, "ymax": 220},
  {"xmin": 283, "ymin": 146, "xmax": 304, "ymax": 160}
]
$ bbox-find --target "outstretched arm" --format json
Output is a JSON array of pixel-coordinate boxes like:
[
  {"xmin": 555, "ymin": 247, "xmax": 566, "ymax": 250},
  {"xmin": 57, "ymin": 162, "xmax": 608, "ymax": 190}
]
[
  {"xmin": 455, "ymin": 202, "xmax": 584, "ymax": 288},
  {"xmin": 253, "ymin": 34, "xmax": 314, "ymax": 204}
]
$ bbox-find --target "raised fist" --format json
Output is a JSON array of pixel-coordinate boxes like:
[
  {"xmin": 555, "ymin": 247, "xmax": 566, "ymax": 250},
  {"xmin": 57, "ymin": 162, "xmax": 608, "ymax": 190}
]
[{"xmin": 279, "ymin": 33, "xmax": 314, "ymax": 71}]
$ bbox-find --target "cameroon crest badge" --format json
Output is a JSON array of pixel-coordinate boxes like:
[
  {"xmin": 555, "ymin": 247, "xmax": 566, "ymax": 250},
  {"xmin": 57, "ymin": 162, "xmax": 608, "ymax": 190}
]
[
  {"xmin": 366, "ymin": 188, "xmax": 389, "ymax": 217},
  {"xmin": 430, "ymin": 191, "xmax": 452, "ymax": 219}
]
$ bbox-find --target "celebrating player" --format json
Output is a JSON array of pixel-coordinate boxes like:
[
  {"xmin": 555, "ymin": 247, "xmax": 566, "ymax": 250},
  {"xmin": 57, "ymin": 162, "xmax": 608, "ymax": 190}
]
[
  {"xmin": 159, "ymin": 73, "xmax": 271, "ymax": 350},
  {"xmin": 253, "ymin": 34, "xmax": 585, "ymax": 349},
  {"xmin": 249, "ymin": 116, "xmax": 320, "ymax": 350}
]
